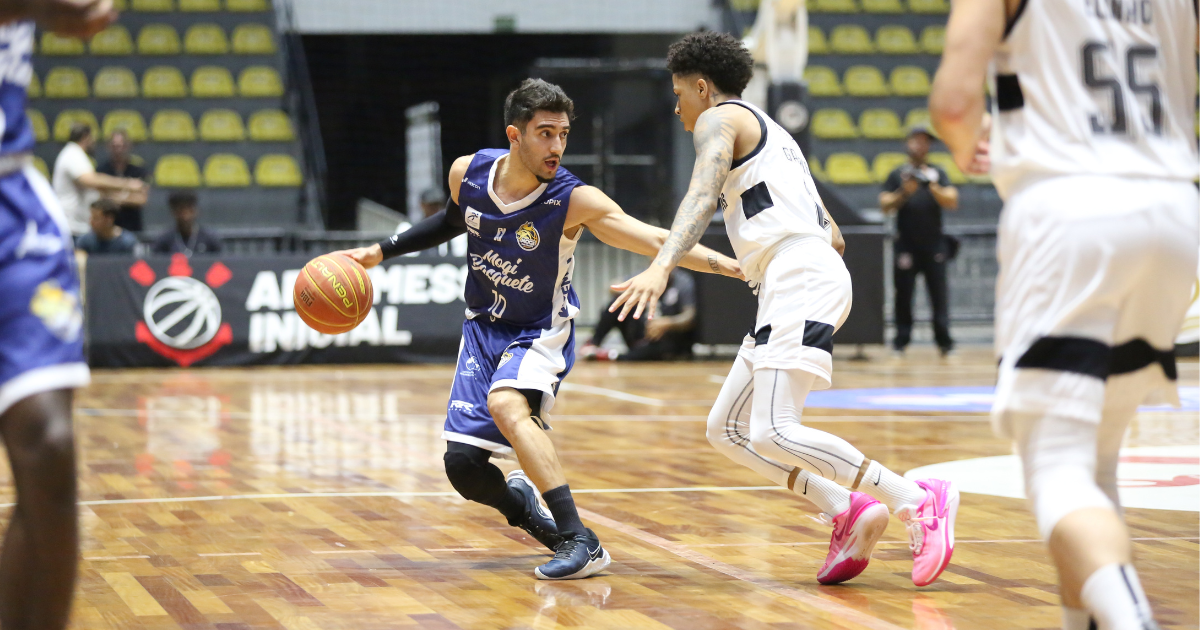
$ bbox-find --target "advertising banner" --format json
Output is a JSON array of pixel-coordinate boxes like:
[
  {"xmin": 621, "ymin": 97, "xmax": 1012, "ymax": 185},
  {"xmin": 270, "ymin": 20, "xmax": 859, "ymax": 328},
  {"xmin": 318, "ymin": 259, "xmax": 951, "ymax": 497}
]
[{"xmin": 86, "ymin": 254, "xmax": 468, "ymax": 368}]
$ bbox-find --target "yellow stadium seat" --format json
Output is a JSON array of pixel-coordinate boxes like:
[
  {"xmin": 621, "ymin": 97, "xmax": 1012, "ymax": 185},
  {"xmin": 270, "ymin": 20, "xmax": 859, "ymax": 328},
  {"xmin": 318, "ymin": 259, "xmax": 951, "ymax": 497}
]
[
  {"xmin": 872, "ymin": 152, "xmax": 909, "ymax": 181},
  {"xmin": 137, "ymin": 24, "xmax": 180, "ymax": 55},
  {"xmin": 33, "ymin": 156, "xmax": 49, "ymax": 180},
  {"xmin": 27, "ymin": 109, "xmax": 48, "ymax": 142},
  {"xmin": 155, "ymin": 155, "xmax": 202, "ymax": 187},
  {"xmin": 804, "ymin": 65, "xmax": 843, "ymax": 96},
  {"xmin": 204, "ymin": 154, "xmax": 251, "ymax": 187},
  {"xmin": 877, "ymin": 25, "xmax": 918, "ymax": 54},
  {"xmin": 90, "ymin": 25, "xmax": 134, "ymax": 55},
  {"xmin": 905, "ymin": 108, "xmax": 931, "ymax": 131},
  {"xmin": 826, "ymin": 153, "xmax": 874, "ymax": 184},
  {"xmin": 93, "ymin": 66, "xmax": 139, "ymax": 98},
  {"xmin": 226, "ymin": 0, "xmax": 269, "ymax": 10},
  {"xmin": 142, "ymin": 66, "xmax": 187, "ymax": 98},
  {"xmin": 28, "ymin": 71, "xmax": 40, "ymax": 98},
  {"xmin": 199, "ymin": 109, "xmax": 245, "ymax": 141},
  {"xmin": 891, "ymin": 65, "xmax": 931, "ymax": 96},
  {"xmin": 132, "ymin": 0, "xmax": 174, "ymax": 10},
  {"xmin": 102, "ymin": 109, "xmax": 148, "ymax": 141},
  {"xmin": 927, "ymin": 152, "xmax": 968, "ymax": 184},
  {"xmin": 238, "ymin": 66, "xmax": 283, "ymax": 97},
  {"xmin": 150, "ymin": 109, "xmax": 196, "ymax": 141},
  {"xmin": 909, "ymin": 0, "xmax": 949, "ymax": 12},
  {"xmin": 44, "ymin": 67, "xmax": 89, "ymax": 98},
  {"xmin": 52, "ymin": 109, "xmax": 99, "ymax": 141},
  {"xmin": 191, "ymin": 66, "xmax": 235, "ymax": 97},
  {"xmin": 807, "ymin": 155, "xmax": 827, "ymax": 181},
  {"xmin": 184, "ymin": 23, "xmax": 228, "ymax": 54},
  {"xmin": 859, "ymin": 108, "xmax": 905, "ymax": 139},
  {"xmin": 844, "ymin": 65, "xmax": 889, "ymax": 96},
  {"xmin": 256, "ymin": 154, "xmax": 302, "ymax": 186},
  {"xmin": 248, "ymin": 109, "xmax": 295, "ymax": 141},
  {"xmin": 40, "ymin": 32, "xmax": 84, "ymax": 55},
  {"xmin": 920, "ymin": 25, "xmax": 945, "ymax": 54},
  {"xmin": 180, "ymin": 0, "xmax": 220, "ymax": 10},
  {"xmin": 232, "ymin": 24, "xmax": 276, "ymax": 54},
  {"xmin": 813, "ymin": 0, "xmax": 858, "ymax": 12},
  {"xmin": 807, "ymin": 26, "xmax": 829, "ymax": 54},
  {"xmin": 112, "ymin": 0, "xmax": 127, "ymax": 8},
  {"xmin": 861, "ymin": 0, "xmax": 905, "ymax": 12},
  {"xmin": 830, "ymin": 25, "xmax": 875, "ymax": 54},
  {"xmin": 811, "ymin": 108, "xmax": 859, "ymax": 139}
]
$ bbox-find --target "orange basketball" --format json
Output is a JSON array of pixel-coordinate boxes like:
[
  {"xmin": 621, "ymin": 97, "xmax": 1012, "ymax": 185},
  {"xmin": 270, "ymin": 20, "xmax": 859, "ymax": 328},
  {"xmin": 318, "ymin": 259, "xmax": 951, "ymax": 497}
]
[{"xmin": 293, "ymin": 254, "xmax": 374, "ymax": 335}]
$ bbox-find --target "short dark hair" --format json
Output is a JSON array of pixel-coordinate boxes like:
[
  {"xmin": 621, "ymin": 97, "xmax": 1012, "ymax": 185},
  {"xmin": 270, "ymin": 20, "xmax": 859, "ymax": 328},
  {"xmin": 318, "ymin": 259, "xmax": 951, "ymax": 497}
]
[
  {"xmin": 68, "ymin": 123, "xmax": 92, "ymax": 143},
  {"xmin": 168, "ymin": 191, "xmax": 198, "ymax": 212},
  {"xmin": 91, "ymin": 198, "xmax": 119, "ymax": 216},
  {"xmin": 503, "ymin": 78, "xmax": 574, "ymax": 131},
  {"xmin": 667, "ymin": 31, "xmax": 755, "ymax": 97}
]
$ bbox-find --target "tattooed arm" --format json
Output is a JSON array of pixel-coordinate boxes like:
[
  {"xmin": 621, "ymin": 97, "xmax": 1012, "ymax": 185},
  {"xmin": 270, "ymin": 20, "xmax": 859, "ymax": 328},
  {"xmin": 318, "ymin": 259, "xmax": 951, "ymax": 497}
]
[{"xmin": 608, "ymin": 106, "xmax": 739, "ymax": 321}]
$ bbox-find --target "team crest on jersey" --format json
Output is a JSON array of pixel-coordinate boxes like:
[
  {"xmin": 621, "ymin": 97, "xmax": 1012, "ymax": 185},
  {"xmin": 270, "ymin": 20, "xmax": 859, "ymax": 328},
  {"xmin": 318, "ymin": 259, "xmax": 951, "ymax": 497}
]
[
  {"xmin": 515, "ymin": 222, "xmax": 539, "ymax": 251},
  {"xmin": 498, "ymin": 351, "xmax": 514, "ymax": 368},
  {"xmin": 29, "ymin": 280, "xmax": 82, "ymax": 342}
]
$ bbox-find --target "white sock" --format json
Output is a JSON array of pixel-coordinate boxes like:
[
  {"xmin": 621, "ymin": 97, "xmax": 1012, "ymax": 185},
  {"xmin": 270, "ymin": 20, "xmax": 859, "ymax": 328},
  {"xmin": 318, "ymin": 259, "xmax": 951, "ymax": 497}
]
[
  {"xmin": 792, "ymin": 469, "xmax": 851, "ymax": 515},
  {"xmin": 859, "ymin": 460, "xmax": 927, "ymax": 511},
  {"xmin": 1080, "ymin": 564, "xmax": 1155, "ymax": 630},
  {"xmin": 1062, "ymin": 607, "xmax": 1091, "ymax": 630}
]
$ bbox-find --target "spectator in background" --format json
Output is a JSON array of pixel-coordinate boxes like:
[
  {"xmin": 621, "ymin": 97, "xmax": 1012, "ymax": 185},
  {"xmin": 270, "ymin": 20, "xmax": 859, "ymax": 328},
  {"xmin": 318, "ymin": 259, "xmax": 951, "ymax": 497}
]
[
  {"xmin": 52, "ymin": 123, "xmax": 147, "ymax": 238},
  {"xmin": 76, "ymin": 199, "xmax": 138, "ymax": 255},
  {"xmin": 879, "ymin": 126, "xmax": 959, "ymax": 357},
  {"xmin": 96, "ymin": 129, "xmax": 147, "ymax": 232},
  {"xmin": 580, "ymin": 269, "xmax": 696, "ymax": 361},
  {"xmin": 151, "ymin": 191, "xmax": 222, "ymax": 256}
]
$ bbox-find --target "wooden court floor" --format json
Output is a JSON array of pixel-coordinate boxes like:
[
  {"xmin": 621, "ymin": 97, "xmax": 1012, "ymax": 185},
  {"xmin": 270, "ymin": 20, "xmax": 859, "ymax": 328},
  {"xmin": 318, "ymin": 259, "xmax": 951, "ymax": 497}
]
[{"xmin": 9, "ymin": 347, "xmax": 1196, "ymax": 630}]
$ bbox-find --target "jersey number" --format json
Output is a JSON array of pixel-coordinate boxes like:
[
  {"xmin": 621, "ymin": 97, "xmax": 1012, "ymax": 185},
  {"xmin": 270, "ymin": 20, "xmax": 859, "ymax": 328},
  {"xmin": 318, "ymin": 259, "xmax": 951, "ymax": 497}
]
[
  {"xmin": 1081, "ymin": 41, "xmax": 1162, "ymax": 136},
  {"xmin": 488, "ymin": 290, "xmax": 507, "ymax": 318}
]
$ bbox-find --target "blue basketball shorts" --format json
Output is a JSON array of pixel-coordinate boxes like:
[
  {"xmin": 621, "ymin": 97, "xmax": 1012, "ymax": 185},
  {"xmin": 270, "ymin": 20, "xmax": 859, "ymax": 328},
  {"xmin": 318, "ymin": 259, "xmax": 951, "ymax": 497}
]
[
  {"xmin": 0, "ymin": 165, "xmax": 89, "ymax": 416},
  {"xmin": 443, "ymin": 316, "xmax": 576, "ymax": 454}
]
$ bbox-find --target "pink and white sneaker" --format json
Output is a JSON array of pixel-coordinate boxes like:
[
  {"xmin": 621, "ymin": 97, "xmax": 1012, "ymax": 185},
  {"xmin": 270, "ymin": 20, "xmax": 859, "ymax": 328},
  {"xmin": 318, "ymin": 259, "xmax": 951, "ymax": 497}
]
[
  {"xmin": 896, "ymin": 478, "xmax": 959, "ymax": 587},
  {"xmin": 816, "ymin": 492, "xmax": 890, "ymax": 585}
]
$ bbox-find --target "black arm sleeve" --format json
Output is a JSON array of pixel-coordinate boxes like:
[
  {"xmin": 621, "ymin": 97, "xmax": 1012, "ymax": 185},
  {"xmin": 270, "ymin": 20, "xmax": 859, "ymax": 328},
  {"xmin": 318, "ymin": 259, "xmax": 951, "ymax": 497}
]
[{"xmin": 377, "ymin": 200, "xmax": 467, "ymax": 260}]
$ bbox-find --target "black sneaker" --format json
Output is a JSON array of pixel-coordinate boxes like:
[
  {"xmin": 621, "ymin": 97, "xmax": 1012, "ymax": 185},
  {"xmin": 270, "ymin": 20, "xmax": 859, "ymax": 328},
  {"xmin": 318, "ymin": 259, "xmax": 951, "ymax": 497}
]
[
  {"xmin": 534, "ymin": 529, "xmax": 611, "ymax": 580},
  {"xmin": 505, "ymin": 470, "xmax": 563, "ymax": 552}
]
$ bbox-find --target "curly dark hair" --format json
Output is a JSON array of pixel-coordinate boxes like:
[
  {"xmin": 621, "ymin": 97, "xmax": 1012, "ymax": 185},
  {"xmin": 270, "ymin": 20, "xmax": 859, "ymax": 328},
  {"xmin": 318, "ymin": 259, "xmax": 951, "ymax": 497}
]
[
  {"xmin": 666, "ymin": 31, "xmax": 754, "ymax": 97},
  {"xmin": 504, "ymin": 78, "xmax": 575, "ymax": 131}
]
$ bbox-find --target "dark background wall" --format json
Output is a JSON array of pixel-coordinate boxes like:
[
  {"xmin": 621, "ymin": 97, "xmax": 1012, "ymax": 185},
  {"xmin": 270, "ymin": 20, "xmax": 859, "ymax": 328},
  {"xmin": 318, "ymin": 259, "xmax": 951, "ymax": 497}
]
[{"xmin": 302, "ymin": 34, "xmax": 678, "ymax": 229}]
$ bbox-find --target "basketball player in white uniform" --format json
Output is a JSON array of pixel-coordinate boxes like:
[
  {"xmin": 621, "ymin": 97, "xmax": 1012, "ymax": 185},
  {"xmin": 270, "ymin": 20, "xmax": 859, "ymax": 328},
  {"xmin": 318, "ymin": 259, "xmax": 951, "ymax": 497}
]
[
  {"xmin": 930, "ymin": 0, "xmax": 1197, "ymax": 627},
  {"xmin": 613, "ymin": 31, "xmax": 960, "ymax": 587}
]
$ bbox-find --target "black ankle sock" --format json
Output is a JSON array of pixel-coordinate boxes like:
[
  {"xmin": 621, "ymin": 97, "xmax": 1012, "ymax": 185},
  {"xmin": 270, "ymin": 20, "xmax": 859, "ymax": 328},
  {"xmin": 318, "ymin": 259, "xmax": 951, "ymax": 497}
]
[{"xmin": 541, "ymin": 484, "xmax": 586, "ymax": 538}]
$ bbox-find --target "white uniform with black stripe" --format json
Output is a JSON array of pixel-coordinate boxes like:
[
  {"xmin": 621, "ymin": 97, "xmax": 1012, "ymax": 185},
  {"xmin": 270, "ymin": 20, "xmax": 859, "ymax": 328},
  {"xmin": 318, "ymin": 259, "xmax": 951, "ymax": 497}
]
[
  {"xmin": 988, "ymin": 0, "xmax": 1199, "ymax": 437},
  {"xmin": 716, "ymin": 99, "xmax": 850, "ymax": 387}
]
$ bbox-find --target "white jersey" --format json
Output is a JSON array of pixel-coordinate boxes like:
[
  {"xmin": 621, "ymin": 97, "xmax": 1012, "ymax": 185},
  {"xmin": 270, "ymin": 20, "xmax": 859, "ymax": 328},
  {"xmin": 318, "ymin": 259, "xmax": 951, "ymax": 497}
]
[
  {"xmin": 716, "ymin": 100, "xmax": 833, "ymax": 283},
  {"xmin": 989, "ymin": 0, "xmax": 1199, "ymax": 198}
]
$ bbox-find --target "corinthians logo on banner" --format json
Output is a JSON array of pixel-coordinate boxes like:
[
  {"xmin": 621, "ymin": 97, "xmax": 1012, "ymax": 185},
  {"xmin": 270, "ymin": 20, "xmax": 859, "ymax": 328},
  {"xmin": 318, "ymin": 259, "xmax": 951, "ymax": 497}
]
[{"xmin": 129, "ymin": 254, "xmax": 233, "ymax": 367}]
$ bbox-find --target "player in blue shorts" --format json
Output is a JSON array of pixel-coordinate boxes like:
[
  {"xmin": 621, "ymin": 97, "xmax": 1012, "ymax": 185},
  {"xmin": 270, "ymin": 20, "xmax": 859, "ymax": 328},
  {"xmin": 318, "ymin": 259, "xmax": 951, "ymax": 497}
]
[
  {"xmin": 339, "ymin": 79, "xmax": 742, "ymax": 580},
  {"xmin": 0, "ymin": 1, "xmax": 117, "ymax": 627}
]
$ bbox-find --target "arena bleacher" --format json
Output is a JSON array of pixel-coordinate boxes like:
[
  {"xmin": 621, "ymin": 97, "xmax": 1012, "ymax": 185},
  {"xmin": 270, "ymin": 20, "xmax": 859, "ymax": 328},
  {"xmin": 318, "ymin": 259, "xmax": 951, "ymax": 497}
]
[
  {"xmin": 801, "ymin": 0, "xmax": 1002, "ymax": 218},
  {"xmin": 29, "ymin": 0, "xmax": 304, "ymax": 230}
]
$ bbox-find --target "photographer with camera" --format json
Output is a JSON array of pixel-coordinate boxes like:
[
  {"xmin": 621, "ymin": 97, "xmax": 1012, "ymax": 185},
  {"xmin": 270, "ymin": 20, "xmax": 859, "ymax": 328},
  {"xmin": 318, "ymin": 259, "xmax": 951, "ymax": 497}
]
[{"xmin": 879, "ymin": 126, "xmax": 958, "ymax": 358}]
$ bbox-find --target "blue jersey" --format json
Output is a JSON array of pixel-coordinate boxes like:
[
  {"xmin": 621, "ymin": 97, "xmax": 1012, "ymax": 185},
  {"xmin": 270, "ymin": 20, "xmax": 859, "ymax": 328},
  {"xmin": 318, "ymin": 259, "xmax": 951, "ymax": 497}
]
[
  {"xmin": 458, "ymin": 149, "xmax": 583, "ymax": 329},
  {"xmin": 0, "ymin": 22, "xmax": 35, "ymax": 157}
]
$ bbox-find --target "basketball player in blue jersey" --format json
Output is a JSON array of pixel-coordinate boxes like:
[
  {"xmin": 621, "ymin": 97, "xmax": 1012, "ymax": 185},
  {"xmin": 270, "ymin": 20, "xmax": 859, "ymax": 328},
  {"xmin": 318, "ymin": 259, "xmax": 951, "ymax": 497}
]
[
  {"xmin": 0, "ymin": 1, "xmax": 117, "ymax": 628},
  {"xmin": 338, "ymin": 79, "xmax": 742, "ymax": 580}
]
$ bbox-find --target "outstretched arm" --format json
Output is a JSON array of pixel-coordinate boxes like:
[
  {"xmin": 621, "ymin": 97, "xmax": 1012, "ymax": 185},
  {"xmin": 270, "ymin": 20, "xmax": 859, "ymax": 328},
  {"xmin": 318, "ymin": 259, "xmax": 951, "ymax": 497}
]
[
  {"xmin": 567, "ymin": 186, "xmax": 741, "ymax": 278},
  {"xmin": 606, "ymin": 106, "xmax": 739, "ymax": 320},
  {"xmin": 0, "ymin": 0, "xmax": 116, "ymax": 37}
]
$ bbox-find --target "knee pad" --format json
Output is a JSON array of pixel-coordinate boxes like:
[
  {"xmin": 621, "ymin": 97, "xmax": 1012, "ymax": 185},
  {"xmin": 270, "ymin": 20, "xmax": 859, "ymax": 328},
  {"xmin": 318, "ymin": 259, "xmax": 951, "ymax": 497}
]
[
  {"xmin": 1016, "ymin": 414, "xmax": 1116, "ymax": 540},
  {"xmin": 443, "ymin": 447, "xmax": 505, "ymax": 504}
]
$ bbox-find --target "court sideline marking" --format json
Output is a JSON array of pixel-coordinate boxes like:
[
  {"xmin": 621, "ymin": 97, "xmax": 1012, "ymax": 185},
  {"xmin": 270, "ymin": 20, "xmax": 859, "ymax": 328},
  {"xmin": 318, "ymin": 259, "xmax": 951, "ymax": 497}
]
[{"xmin": 578, "ymin": 507, "xmax": 906, "ymax": 630}]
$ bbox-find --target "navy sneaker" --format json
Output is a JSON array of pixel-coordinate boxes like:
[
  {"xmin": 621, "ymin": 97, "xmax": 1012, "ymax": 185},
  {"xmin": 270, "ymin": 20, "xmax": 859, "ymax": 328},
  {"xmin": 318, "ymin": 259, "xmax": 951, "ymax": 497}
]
[
  {"xmin": 534, "ymin": 529, "xmax": 611, "ymax": 580},
  {"xmin": 505, "ymin": 470, "xmax": 563, "ymax": 552}
]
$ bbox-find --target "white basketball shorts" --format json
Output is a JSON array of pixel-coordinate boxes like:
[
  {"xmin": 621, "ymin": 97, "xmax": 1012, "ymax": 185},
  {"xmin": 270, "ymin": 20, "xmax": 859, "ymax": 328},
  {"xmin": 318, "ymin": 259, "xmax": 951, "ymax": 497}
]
[
  {"xmin": 739, "ymin": 235, "xmax": 853, "ymax": 388},
  {"xmin": 992, "ymin": 175, "xmax": 1199, "ymax": 438}
]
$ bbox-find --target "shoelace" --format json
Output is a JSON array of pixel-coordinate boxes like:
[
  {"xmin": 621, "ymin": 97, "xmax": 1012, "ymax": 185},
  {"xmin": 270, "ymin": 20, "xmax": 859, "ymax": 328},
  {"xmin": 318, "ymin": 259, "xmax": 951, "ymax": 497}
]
[
  {"xmin": 896, "ymin": 506, "xmax": 937, "ymax": 553},
  {"xmin": 552, "ymin": 539, "xmax": 583, "ymax": 561}
]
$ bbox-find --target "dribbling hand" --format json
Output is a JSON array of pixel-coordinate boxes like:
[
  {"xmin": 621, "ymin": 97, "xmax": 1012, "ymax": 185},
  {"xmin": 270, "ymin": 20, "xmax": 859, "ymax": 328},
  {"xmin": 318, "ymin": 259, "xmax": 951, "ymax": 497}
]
[
  {"xmin": 334, "ymin": 244, "xmax": 383, "ymax": 269},
  {"xmin": 32, "ymin": 0, "xmax": 117, "ymax": 39}
]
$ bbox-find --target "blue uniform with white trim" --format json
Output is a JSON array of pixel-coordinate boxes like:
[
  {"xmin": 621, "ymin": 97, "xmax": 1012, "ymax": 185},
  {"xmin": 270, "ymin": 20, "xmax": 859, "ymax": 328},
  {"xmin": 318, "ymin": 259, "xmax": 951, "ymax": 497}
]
[
  {"xmin": 0, "ymin": 21, "xmax": 89, "ymax": 416},
  {"xmin": 444, "ymin": 149, "xmax": 584, "ymax": 453}
]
